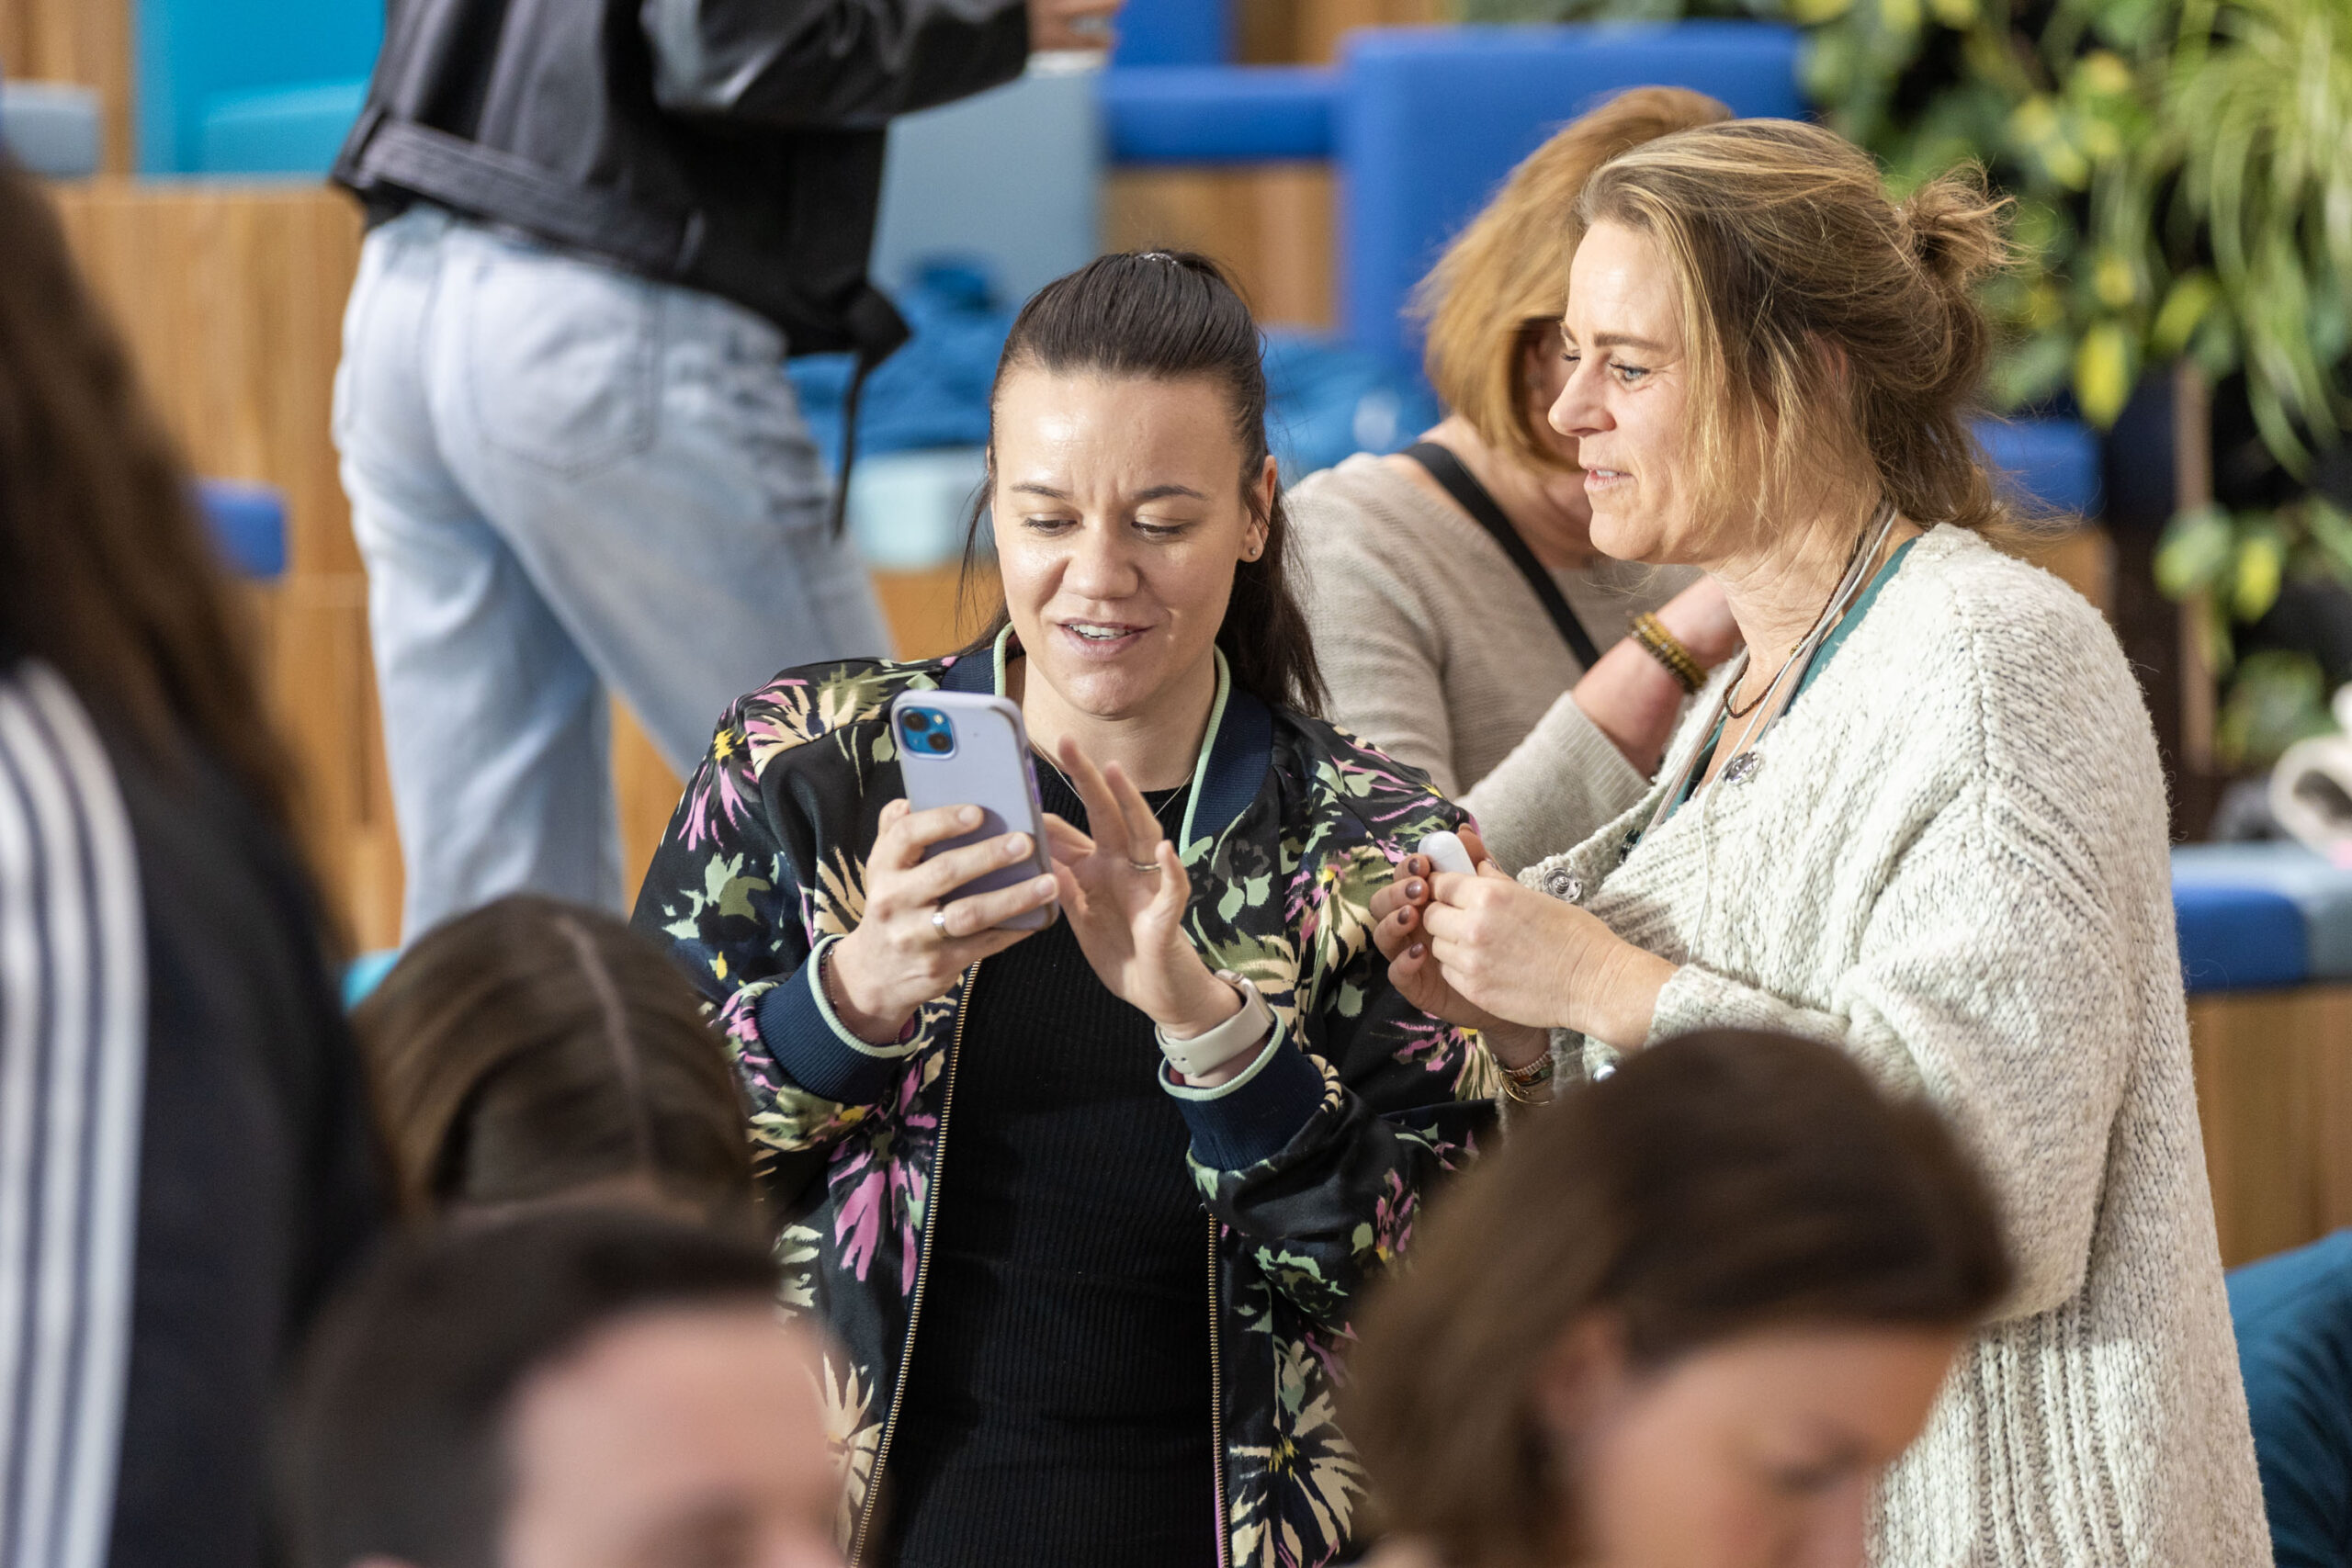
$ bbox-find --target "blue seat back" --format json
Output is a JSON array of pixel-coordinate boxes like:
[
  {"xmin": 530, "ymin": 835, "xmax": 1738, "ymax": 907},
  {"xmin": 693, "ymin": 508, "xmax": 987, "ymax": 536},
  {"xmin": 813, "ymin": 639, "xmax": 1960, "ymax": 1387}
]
[
  {"xmin": 1337, "ymin": 22, "xmax": 1804, "ymax": 378},
  {"xmin": 136, "ymin": 0, "xmax": 382, "ymax": 174},
  {"xmin": 1112, "ymin": 0, "xmax": 1231, "ymax": 67}
]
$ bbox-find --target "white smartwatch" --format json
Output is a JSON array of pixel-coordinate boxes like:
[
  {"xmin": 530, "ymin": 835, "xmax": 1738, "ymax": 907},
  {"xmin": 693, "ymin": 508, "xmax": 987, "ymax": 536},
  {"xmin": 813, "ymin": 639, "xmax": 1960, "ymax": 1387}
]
[{"xmin": 1155, "ymin": 971, "xmax": 1273, "ymax": 1078}]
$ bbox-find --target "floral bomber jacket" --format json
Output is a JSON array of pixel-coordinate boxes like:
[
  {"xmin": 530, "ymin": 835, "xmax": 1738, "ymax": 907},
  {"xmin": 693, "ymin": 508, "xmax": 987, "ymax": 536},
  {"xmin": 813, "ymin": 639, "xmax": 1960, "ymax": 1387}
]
[{"xmin": 631, "ymin": 637, "xmax": 1502, "ymax": 1568}]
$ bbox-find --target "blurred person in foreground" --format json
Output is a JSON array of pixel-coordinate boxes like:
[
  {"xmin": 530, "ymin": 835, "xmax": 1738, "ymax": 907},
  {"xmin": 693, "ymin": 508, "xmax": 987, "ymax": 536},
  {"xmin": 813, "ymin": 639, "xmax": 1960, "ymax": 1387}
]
[
  {"xmin": 0, "ymin": 158, "xmax": 378, "ymax": 1568},
  {"xmin": 282, "ymin": 1209, "xmax": 840, "ymax": 1568},
  {"xmin": 332, "ymin": 0, "xmax": 1119, "ymax": 939},
  {"xmin": 1290, "ymin": 87, "xmax": 1743, "ymax": 881},
  {"xmin": 1349, "ymin": 1030, "xmax": 2010, "ymax": 1568},
  {"xmin": 354, "ymin": 894, "xmax": 760, "ymax": 1234}
]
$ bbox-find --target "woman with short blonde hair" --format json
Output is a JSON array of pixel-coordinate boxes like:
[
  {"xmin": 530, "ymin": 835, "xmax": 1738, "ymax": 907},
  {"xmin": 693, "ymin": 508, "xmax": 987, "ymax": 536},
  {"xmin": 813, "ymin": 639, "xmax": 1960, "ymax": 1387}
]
[
  {"xmin": 1290, "ymin": 89, "xmax": 1741, "ymax": 882},
  {"xmin": 1375, "ymin": 118, "xmax": 2271, "ymax": 1562}
]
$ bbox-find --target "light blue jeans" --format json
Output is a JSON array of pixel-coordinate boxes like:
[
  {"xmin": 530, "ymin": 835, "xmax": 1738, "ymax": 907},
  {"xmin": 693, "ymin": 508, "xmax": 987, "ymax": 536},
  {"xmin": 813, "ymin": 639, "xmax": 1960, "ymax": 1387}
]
[{"xmin": 334, "ymin": 206, "xmax": 891, "ymax": 938}]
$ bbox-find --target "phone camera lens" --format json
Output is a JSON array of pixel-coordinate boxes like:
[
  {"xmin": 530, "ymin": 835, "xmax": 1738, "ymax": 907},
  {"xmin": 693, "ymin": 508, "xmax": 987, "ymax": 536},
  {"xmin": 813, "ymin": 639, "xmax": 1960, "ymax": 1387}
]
[
  {"xmin": 928, "ymin": 733, "xmax": 953, "ymax": 752},
  {"xmin": 903, "ymin": 710, "xmax": 930, "ymax": 731}
]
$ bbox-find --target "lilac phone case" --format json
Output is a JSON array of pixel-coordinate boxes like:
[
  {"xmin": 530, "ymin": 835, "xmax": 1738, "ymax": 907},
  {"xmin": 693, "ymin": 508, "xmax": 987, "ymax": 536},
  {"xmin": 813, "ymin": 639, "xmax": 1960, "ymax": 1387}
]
[{"xmin": 890, "ymin": 690, "xmax": 1055, "ymax": 931}]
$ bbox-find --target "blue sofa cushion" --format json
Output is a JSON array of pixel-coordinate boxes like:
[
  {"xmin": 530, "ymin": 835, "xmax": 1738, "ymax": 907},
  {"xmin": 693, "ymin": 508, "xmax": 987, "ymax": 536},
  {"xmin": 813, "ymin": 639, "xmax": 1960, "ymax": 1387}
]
[
  {"xmin": 2228, "ymin": 1230, "xmax": 2352, "ymax": 1568},
  {"xmin": 2175, "ymin": 842, "xmax": 2352, "ymax": 985},
  {"xmin": 1101, "ymin": 66, "xmax": 1336, "ymax": 163},
  {"xmin": 2173, "ymin": 876, "xmax": 2308, "ymax": 993}
]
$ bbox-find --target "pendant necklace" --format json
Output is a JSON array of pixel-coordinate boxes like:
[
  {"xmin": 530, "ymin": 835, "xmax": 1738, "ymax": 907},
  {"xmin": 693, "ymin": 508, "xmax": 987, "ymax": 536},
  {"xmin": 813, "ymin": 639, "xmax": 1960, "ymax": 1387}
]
[{"xmin": 1642, "ymin": 501, "xmax": 1899, "ymax": 835}]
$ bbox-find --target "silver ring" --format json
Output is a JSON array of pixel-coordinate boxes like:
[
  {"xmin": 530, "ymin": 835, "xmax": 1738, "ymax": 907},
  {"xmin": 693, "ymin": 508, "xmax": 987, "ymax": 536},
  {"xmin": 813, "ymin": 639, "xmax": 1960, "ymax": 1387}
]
[
  {"xmin": 931, "ymin": 908, "xmax": 951, "ymax": 940},
  {"xmin": 1126, "ymin": 859, "xmax": 1160, "ymax": 874}
]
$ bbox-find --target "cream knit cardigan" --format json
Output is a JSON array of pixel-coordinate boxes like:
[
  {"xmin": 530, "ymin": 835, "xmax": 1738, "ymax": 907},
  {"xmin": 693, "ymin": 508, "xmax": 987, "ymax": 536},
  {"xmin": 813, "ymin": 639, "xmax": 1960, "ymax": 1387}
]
[{"xmin": 1526, "ymin": 526, "xmax": 2270, "ymax": 1565}]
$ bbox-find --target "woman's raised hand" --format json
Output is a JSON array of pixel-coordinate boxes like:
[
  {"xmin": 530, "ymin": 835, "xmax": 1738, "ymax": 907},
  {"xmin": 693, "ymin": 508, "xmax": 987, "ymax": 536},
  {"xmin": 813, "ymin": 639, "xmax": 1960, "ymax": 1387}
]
[
  {"xmin": 1046, "ymin": 735, "xmax": 1248, "ymax": 1048},
  {"xmin": 1369, "ymin": 830, "xmax": 1543, "ymax": 1064},
  {"xmin": 825, "ymin": 798, "xmax": 1060, "ymax": 1043},
  {"xmin": 1374, "ymin": 835, "xmax": 1678, "ymax": 1051}
]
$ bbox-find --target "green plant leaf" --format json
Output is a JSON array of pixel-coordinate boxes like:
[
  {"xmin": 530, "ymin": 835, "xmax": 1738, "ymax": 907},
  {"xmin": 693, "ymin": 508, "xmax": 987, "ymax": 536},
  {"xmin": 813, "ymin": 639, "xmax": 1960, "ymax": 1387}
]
[
  {"xmin": 2150, "ymin": 271, "xmax": 2222, "ymax": 355},
  {"xmin": 2155, "ymin": 503, "xmax": 2237, "ymax": 598},
  {"xmin": 2073, "ymin": 320, "xmax": 2138, "ymax": 425},
  {"xmin": 2233, "ymin": 524, "xmax": 2288, "ymax": 621}
]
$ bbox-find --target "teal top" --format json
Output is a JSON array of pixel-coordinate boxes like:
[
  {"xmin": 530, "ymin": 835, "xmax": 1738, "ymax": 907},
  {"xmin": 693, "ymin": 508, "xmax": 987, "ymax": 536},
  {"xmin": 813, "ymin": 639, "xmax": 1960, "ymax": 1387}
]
[{"xmin": 1663, "ymin": 535, "xmax": 1919, "ymax": 824}]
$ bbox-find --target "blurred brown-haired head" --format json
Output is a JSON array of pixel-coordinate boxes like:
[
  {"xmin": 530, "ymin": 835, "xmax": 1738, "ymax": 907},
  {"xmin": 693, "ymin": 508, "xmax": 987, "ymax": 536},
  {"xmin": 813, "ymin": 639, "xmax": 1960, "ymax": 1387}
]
[
  {"xmin": 1417, "ymin": 86, "xmax": 1732, "ymax": 473},
  {"xmin": 354, "ymin": 895, "xmax": 757, "ymax": 1232},
  {"xmin": 1346, "ymin": 1030, "xmax": 2009, "ymax": 1568}
]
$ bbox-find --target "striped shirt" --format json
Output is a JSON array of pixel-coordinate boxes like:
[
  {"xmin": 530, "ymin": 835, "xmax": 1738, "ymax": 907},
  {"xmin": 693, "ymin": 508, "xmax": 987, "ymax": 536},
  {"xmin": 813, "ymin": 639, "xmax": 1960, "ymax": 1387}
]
[{"xmin": 0, "ymin": 660, "xmax": 146, "ymax": 1568}]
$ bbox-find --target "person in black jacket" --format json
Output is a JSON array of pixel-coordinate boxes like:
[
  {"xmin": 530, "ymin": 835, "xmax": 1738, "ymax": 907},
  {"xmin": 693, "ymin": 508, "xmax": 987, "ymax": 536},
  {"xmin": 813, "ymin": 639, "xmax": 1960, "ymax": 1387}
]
[
  {"xmin": 331, "ymin": 0, "xmax": 1115, "ymax": 940},
  {"xmin": 0, "ymin": 157, "xmax": 379, "ymax": 1568}
]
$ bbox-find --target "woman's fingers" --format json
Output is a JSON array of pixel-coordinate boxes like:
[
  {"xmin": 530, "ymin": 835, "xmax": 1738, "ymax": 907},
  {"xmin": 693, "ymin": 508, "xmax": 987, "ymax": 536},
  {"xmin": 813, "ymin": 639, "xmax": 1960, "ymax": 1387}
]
[
  {"xmin": 1368, "ymin": 875, "xmax": 1430, "ymax": 928},
  {"xmin": 1458, "ymin": 825, "xmax": 1497, "ymax": 873},
  {"xmin": 940, "ymin": 872, "xmax": 1060, "ymax": 934},
  {"xmin": 898, "ymin": 831, "xmax": 1036, "ymax": 908},
  {"xmin": 875, "ymin": 801, "xmax": 984, "ymax": 872},
  {"xmin": 1042, "ymin": 813, "xmax": 1095, "ymax": 863},
  {"xmin": 1056, "ymin": 736, "xmax": 1133, "ymax": 860},
  {"xmin": 1373, "ymin": 900, "xmax": 1419, "ymax": 962},
  {"xmin": 1101, "ymin": 759, "xmax": 1169, "ymax": 862},
  {"xmin": 1147, "ymin": 837, "xmax": 1190, "ymax": 921}
]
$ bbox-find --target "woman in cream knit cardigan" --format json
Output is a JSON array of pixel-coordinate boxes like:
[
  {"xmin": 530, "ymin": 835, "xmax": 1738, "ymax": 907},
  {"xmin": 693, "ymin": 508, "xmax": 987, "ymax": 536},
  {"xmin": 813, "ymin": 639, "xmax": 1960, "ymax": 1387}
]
[{"xmin": 1375, "ymin": 120, "xmax": 2269, "ymax": 1564}]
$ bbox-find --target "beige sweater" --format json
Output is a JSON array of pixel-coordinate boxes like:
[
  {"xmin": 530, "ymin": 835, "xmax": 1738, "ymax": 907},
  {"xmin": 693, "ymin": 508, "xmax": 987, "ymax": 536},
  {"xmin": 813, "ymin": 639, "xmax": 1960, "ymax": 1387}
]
[
  {"xmin": 1525, "ymin": 526, "xmax": 2269, "ymax": 1565},
  {"xmin": 1289, "ymin": 455, "xmax": 1693, "ymax": 874}
]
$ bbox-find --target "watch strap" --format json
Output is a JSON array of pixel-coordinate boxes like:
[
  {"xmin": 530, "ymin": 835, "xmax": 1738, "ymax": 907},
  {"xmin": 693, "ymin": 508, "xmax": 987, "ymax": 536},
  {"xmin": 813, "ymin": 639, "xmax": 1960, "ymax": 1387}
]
[{"xmin": 1157, "ymin": 971, "xmax": 1273, "ymax": 1077}]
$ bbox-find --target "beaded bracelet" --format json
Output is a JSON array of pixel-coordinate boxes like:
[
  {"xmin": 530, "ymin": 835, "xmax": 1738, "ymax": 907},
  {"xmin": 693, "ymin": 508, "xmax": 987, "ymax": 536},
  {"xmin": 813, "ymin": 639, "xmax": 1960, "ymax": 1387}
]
[{"xmin": 1630, "ymin": 612, "xmax": 1705, "ymax": 694}]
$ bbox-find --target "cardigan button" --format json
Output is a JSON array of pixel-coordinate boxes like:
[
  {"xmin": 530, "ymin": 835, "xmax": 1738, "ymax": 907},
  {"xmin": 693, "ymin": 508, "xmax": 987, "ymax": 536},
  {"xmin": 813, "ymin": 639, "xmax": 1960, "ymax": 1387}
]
[
  {"xmin": 1723, "ymin": 751, "xmax": 1763, "ymax": 786},
  {"xmin": 1543, "ymin": 867, "xmax": 1584, "ymax": 903}
]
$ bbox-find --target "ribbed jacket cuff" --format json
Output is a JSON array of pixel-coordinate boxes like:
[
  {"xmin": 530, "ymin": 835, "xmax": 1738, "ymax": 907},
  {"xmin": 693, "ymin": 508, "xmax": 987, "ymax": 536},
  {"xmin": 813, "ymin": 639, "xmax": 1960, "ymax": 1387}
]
[
  {"xmin": 756, "ymin": 936, "xmax": 921, "ymax": 1107},
  {"xmin": 1161, "ymin": 1024, "xmax": 1324, "ymax": 1170}
]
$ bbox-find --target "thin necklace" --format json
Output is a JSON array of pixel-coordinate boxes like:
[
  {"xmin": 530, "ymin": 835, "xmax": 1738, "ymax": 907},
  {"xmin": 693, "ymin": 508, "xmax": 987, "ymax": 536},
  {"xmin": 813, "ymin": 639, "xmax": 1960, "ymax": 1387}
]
[
  {"xmin": 1034, "ymin": 750, "xmax": 1186, "ymax": 829},
  {"xmin": 1639, "ymin": 502, "xmax": 1899, "ymax": 839},
  {"xmin": 1721, "ymin": 514, "xmax": 1888, "ymax": 720}
]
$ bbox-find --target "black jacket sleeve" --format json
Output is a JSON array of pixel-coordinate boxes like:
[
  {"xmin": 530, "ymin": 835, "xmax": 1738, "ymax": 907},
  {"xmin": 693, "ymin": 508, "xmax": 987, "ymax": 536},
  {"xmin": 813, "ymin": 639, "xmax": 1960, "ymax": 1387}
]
[{"xmin": 640, "ymin": 0, "xmax": 1030, "ymax": 129}]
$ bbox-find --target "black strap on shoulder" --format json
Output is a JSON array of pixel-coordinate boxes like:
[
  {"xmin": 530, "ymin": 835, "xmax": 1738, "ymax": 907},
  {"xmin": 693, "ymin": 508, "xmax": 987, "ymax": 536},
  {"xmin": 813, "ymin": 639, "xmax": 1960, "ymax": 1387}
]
[{"xmin": 1403, "ymin": 441, "xmax": 1602, "ymax": 670}]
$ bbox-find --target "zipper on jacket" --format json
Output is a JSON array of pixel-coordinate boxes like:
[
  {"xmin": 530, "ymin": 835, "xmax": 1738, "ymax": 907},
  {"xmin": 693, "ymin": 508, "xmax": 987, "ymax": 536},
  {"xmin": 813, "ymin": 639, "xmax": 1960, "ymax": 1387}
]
[
  {"xmin": 848, "ymin": 969, "xmax": 973, "ymax": 1567},
  {"xmin": 1207, "ymin": 1215, "xmax": 1229, "ymax": 1568}
]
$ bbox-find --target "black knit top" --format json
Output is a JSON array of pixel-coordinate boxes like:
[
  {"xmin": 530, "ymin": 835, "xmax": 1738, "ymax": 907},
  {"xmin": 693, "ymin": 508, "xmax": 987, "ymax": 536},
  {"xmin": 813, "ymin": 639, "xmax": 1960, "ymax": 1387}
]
[{"xmin": 885, "ymin": 768, "xmax": 1219, "ymax": 1568}]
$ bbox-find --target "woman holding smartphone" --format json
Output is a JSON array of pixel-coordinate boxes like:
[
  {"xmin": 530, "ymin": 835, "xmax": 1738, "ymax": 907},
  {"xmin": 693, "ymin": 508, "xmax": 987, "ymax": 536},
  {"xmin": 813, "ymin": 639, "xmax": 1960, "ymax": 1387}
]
[{"xmin": 634, "ymin": 251, "xmax": 1498, "ymax": 1568}]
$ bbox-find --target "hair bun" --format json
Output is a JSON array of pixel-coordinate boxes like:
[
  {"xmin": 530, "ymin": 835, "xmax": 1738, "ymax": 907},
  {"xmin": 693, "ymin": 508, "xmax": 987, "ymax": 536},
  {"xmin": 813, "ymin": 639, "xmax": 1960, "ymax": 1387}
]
[{"xmin": 1897, "ymin": 167, "xmax": 2013, "ymax": 296}]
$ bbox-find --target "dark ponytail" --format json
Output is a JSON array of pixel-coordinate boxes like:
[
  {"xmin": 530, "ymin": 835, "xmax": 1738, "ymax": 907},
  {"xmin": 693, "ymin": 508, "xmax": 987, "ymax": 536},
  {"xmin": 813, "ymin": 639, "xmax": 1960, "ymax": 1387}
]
[{"xmin": 958, "ymin": 251, "xmax": 1325, "ymax": 716}]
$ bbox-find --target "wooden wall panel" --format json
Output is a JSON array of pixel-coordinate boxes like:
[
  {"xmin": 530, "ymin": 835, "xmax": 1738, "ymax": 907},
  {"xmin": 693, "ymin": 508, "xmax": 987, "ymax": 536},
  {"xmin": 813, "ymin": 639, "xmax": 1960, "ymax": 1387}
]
[
  {"xmin": 0, "ymin": 0, "xmax": 132, "ymax": 173},
  {"xmin": 2188, "ymin": 986, "xmax": 2352, "ymax": 1267},
  {"xmin": 49, "ymin": 180, "xmax": 399, "ymax": 948},
  {"xmin": 1104, "ymin": 164, "xmax": 1335, "ymax": 329}
]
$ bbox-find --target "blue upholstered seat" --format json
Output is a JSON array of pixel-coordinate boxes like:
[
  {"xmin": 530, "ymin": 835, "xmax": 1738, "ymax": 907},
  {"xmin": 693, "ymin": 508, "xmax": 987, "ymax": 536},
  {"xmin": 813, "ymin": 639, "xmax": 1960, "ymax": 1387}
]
[
  {"xmin": 1110, "ymin": 0, "xmax": 1231, "ymax": 67},
  {"xmin": 2174, "ymin": 842, "xmax": 2352, "ymax": 990},
  {"xmin": 1974, "ymin": 415, "xmax": 2102, "ymax": 518},
  {"xmin": 197, "ymin": 78, "xmax": 369, "ymax": 176},
  {"xmin": 198, "ymin": 480, "xmax": 288, "ymax": 580},
  {"xmin": 1100, "ymin": 66, "xmax": 1337, "ymax": 163},
  {"xmin": 1336, "ymin": 24, "xmax": 1805, "ymax": 378},
  {"xmin": 136, "ymin": 0, "xmax": 381, "ymax": 175}
]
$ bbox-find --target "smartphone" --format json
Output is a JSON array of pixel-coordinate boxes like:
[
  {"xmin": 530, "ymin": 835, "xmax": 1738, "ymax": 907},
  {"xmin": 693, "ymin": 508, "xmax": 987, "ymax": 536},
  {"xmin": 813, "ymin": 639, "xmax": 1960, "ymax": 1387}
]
[{"xmin": 890, "ymin": 691, "xmax": 1056, "ymax": 931}]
